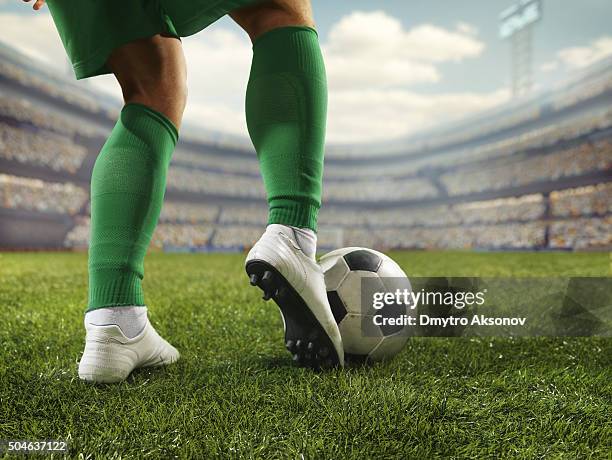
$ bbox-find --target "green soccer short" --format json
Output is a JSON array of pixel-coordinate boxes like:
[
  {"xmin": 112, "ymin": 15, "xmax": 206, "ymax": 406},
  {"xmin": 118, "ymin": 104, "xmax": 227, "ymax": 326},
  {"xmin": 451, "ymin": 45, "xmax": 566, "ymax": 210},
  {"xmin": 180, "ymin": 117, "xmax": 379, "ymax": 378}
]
[{"xmin": 47, "ymin": 0, "xmax": 260, "ymax": 79}]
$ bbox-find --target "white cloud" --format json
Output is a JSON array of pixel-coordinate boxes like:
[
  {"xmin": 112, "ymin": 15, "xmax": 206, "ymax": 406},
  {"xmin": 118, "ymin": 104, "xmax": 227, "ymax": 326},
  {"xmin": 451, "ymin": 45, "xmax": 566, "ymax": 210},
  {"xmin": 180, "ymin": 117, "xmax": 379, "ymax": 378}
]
[
  {"xmin": 324, "ymin": 11, "xmax": 484, "ymax": 90},
  {"xmin": 325, "ymin": 52, "xmax": 440, "ymax": 89},
  {"xmin": 539, "ymin": 60, "xmax": 559, "ymax": 72},
  {"xmin": 326, "ymin": 11, "xmax": 483, "ymax": 63},
  {"xmin": 328, "ymin": 88, "xmax": 510, "ymax": 143},
  {"xmin": 556, "ymin": 36, "xmax": 612, "ymax": 69}
]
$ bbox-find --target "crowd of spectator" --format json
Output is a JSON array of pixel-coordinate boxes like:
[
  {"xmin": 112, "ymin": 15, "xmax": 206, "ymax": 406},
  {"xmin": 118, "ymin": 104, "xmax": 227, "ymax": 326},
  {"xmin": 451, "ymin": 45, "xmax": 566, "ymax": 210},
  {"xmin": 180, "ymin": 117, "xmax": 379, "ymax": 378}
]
[
  {"xmin": 441, "ymin": 138, "xmax": 611, "ymax": 196},
  {"xmin": 550, "ymin": 183, "xmax": 612, "ymax": 217},
  {"xmin": 152, "ymin": 223, "xmax": 214, "ymax": 248},
  {"xmin": 0, "ymin": 94, "xmax": 100, "ymax": 138},
  {"xmin": 63, "ymin": 217, "xmax": 610, "ymax": 251},
  {"xmin": 56, "ymin": 183, "xmax": 610, "ymax": 250},
  {"xmin": 317, "ymin": 195, "xmax": 545, "ymax": 228},
  {"xmin": 210, "ymin": 226, "xmax": 261, "ymax": 249},
  {"xmin": 323, "ymin": 177, "xmax": 438, "ymax": 202},
  {"xmin": 167, "ymin": 167, "xmax": 266, "ymax": 198},
  {"xmin": 160, "ymin": 201, "xmax": 220, "ymax": 224},
  {"xmin": 339, "ymin": 222, "xmax": 547, "ymax": 250},
  {"xmin": 549, "ymin": 216, "xmax": 612, "ymax": 249},
  {"xmin": 453, "ymin": 195, "xmax": 545, "ymax": 224},
  {"xmin": 0, "ymin": 122, "xmax": 88, "ymax": 173},
  {"xmin": 219, "ymin": 204, "xmax": 267, "ymax": 225},
  {"xmin": 0, "ymin": 173, "xmax": 87, "ymax": 215},
  {"xmin": 63, "ymin": 216, "xmax": 90, "ymax": 248},
  {"xmin": 379, "ymin": 194, "xmax": 543, "ymax": 227},
  {"xmin": 172, "ymin": 147, "xmax": 259, "ymax": 175},
  {"xmin": 426, "ymin": 109, "xmax": 612, "ymax": 172}
]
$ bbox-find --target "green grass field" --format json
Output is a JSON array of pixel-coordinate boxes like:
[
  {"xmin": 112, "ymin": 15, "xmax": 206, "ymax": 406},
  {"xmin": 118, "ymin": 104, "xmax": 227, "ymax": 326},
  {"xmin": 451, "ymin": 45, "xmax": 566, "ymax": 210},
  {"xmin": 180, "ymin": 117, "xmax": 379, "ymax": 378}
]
[{"xmin": 0, "ymin": 251, "xmax": 610, "ymax": 459}]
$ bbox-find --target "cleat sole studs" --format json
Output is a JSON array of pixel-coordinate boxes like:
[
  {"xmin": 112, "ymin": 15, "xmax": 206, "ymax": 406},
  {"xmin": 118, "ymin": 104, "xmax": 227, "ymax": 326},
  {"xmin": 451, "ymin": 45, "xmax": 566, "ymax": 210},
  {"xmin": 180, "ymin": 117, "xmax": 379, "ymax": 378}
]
[{"xmin": 246, "ymin": 261, "xmax": 340, "ymax": 370}]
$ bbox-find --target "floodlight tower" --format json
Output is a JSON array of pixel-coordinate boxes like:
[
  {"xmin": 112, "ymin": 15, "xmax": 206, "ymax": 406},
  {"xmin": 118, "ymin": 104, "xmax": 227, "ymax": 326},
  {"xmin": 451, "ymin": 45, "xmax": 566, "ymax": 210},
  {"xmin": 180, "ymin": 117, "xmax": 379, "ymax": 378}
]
[{"xmin": 499, "ymin": 0, "xmax": 542, "ymax": 97}]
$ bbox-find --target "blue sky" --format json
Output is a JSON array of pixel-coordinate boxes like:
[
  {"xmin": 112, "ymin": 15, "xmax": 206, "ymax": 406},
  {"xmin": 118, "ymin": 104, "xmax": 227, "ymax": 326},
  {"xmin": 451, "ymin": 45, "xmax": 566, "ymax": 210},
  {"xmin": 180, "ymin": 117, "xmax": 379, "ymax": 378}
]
[{"xmin": 0, "ymin": 0, "xmax": 611, "ymax": 143}]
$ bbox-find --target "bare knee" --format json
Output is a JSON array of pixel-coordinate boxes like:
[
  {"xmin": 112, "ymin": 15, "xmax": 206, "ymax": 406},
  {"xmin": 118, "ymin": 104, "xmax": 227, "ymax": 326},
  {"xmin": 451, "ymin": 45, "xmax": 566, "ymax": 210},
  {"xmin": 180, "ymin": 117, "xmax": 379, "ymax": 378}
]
[
  {"xmin": 107, "ymin": 35, "xmax": 187, "ymax": 128},
  {"xmin": 231, "ymin": 0, "xmax": 314, "ymax": 42},
  {"xmin": 121, "ymin": 75, "xmax": 188, "ymax": 129}
]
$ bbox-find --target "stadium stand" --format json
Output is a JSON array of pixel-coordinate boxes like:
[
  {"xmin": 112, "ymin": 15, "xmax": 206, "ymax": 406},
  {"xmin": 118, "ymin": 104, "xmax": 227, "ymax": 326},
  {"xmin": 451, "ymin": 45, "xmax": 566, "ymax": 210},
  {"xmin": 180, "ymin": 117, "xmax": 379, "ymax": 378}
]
[
  {"xmin": 0, "ymin": 173, "xmax": 88, "ymax": 215},
  {"xmin": 160, "ymin": 201, "xmax": 220, "ymax": 224},
  {"xmin": 0, "ymin": 122, "xmax": 88, "ymax": 173},
  {"xmin": 0, "ymin": 93, "xmax": 101, "ymax": 137},
  {"xmin": 152, "ymin": 223, "xmax": 215, "ymax": 249},
  {"xmin": 63, "ymin": 216, "xmax": 90, "ymax": 249},
  {"xmin": 549, "ymin": 216, "xmax": 612, "ymax": 249},
  {"xmin": 341, "ymin": 222, "xmax": 547, "ymax": 250},
  {"xmin": 172, "ymin": 147, "xmax": 260, "ymax": 175},
  {"xmin": 440, "ymin": 137, "xmax": 611, "ymax": 196},
  {"xmin": 219, "ymin": 204, "xmax": 267, "ymax": 225},
  {"xmin": 550, "ymin": 183, "xmax": 612, "ymax": 217},
  {"xmin": 0, "ymin": 41, "xmax": 610, "ymax": 251}
]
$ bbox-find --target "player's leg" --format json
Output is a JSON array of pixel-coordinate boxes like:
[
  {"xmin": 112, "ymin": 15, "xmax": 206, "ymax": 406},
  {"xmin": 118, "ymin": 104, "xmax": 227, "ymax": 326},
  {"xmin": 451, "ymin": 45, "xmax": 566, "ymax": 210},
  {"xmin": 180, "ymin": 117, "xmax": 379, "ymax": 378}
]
[
  {"xmin": 232, "ymin": 0, "xmax": 322, "ymax": 235},
  {"xmin": 79, "ymin": 35, "xmax": 187, "ymax": 383},
  {"xmin": 232, "ymin": 2, "xmax": 343, "ymax": 368}
]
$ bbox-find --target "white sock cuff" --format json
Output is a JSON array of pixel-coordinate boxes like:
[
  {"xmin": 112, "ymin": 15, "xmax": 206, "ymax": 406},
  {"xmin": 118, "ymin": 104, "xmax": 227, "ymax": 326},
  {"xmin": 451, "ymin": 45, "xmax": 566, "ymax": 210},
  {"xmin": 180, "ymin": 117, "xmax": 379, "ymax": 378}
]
[
  {"xmin": 290, "ymin": 226, "xmax": 317, "ymax": 259},
  {"xmin": 85, "ymin": 306, "xmax": 148, "ymax": 339}
]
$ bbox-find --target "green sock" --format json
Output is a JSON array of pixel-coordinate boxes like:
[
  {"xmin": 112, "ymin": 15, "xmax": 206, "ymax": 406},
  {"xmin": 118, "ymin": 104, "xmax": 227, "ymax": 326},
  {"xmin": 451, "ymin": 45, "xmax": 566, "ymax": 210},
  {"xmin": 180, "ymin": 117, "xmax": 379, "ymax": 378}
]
[
  {"xmin": 87, "ymin": 103, "xmax": 177, "ymax": 311},
  {"xmin": 246, "ymin": 26, "xmax": 327, "ymax": 232}
]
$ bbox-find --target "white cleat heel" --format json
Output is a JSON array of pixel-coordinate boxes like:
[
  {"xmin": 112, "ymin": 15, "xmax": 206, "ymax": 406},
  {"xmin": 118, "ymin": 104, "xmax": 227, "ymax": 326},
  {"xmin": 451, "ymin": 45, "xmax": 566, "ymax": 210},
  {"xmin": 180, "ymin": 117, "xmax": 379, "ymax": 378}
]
[
  {"xmin": 246, "ymin": 224, "xmax": 344, "ymax": 369},
  {"xmin": 78, "ymin": 318, "xmax": 179, "ymax": 383}
]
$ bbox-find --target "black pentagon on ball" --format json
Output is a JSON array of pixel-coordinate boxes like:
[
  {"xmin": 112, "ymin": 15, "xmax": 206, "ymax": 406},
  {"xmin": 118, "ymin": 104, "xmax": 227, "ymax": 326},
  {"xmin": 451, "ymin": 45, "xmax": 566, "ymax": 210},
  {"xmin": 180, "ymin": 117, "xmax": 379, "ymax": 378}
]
[
  {"xmin": 376, "ymin": 302, "xmax": 405, "ymax": 336},
  {"xmin": 327, "ymin": 290, "xmax": 347, "ymax": 324},
  {"xmin": 343, "ymin": 249, "xmax": 382, "ymax": 272}
]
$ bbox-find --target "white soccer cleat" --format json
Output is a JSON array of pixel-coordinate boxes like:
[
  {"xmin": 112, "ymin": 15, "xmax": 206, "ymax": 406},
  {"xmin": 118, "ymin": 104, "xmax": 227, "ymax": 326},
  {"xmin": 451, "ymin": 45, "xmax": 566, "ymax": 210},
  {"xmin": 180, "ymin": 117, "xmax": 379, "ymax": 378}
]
[
  {"xmin": 78, "ymin": 315, "xmax": 180, "ymax": 383},
  {"xmin": 245, "ymin": 224, "xmax": 344, "ymax": 368}
]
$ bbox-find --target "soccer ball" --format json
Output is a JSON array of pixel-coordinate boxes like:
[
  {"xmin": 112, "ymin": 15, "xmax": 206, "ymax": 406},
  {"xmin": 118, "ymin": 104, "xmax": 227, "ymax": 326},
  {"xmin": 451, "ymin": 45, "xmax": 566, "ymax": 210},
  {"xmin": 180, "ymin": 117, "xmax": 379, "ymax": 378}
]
[{"xmin": 319, "ymin": 247, "xmax": 412, "ymax": 363}]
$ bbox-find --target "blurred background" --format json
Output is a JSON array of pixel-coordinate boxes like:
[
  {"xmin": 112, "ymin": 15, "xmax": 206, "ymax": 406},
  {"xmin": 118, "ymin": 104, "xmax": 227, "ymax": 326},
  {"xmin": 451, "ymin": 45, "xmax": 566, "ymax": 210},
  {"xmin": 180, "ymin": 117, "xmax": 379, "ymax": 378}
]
[{"xmin": 0, "ymin": 0, "xmax": 610, "ymax": 252}]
